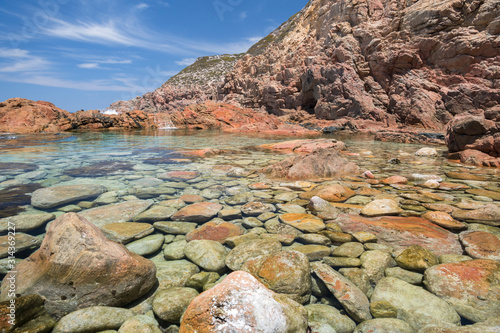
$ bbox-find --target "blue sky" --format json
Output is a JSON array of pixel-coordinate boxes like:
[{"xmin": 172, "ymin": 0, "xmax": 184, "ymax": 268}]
[{"xmin": 0, "ymin": 0, "xmax": 306, "ymax": 112}]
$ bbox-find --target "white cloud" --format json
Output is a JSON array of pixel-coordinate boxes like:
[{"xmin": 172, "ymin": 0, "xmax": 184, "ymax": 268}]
[
  {"xmin": 78, "ymin": 63, "xmax": 100, "ymax": 69},
  {"xmin": 0, "ymin": 48, "xmax": 49, "ymax": 73},
  {"xmin": 175, "ymin": 58, "xmax": 197, "ymax": 66},
  {"xmin": 240, "ymin": 11, "xmax": 248, "ymax": 21},
  {"xmin": 135, "ymin": 3, "xmax": 149, "ymax": 10}
]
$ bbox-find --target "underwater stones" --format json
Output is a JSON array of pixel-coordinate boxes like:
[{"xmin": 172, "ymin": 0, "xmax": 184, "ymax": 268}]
[
  {"xmin": 152, "ymin": 287, "xmax": 199, "ymax": 323},
  {"xmin": 240, "ymin": 201, "xmax": 276, "ymax": 216},
  {"xmin": 354, "ymin": 318, "xmax": 414, "ymax": 333},
  {"xmin": 307, "ymin": 196, "xmax": 340, "ymax": 220},
  {"xmin": 424, "ymin": 259, "xmax": 500, "ymax": 323},
  {"xmin": 0, "ymin": 183, "xmax": 41, "ymax": 218},
  {"xmin": 171, "ymin": 202, "xmax": 223, "ymax": 223},
  {"xmin": 52, "ymin": 306, "xmax": 134, "ymax": 333},
  {"xmin": 293, "ymin": 245, "xmax": 331, "ymax": 261},
  {"xmin": 0, "ymin": 213, "xmax": 54, "ymax": 233},
  {"xmin": 300, "ymin": 184, "xmax": 356, "ymax": 202},
  {"xmin": 306, "ymin": 304, "xmax": 356, "ymax": 333},
  {"xmin": 311, "ymin": 262, "xmax": 372, "ymax": 323},
  {"xmin": 225, "ymin": 239, "xmax": 282, "ymax": 271},
  {"xmin": 466, "ymin": 188, "xmax": 500, "ymax": 201},
  {"xmin": 185, "ymin": 220, "xmax": 244, "ymax": 243},
  {"xmin": 371, "ymin": 277, "xmax": 461, "ymax": 331},
  {"xmin": 0, "ymin": 233, "xmax": 42, "ymax": 258},
  {"xmin": 158, "ymin": 171, "xmax": 200, "ymax": 181},
  {"xmin": 125, "ymin": 234, "xmax": 165, "ymax": 256},
  {"xmin": 64, "ymin": 161, "xmax": 134, "ymax": 177},
  {"xmin": 153, "ymin": 221, "xmax": 197, "ymax": 235},
  {"xmin": 0, "ymin": 162, "xmax": 38, "ymax": 173},
  {"xmin": 451, "ymin": 204, "xmax": 500, "ymax": 226},
  {"xmin": 279, "ymin": 213, "xmax": 325, "ymax": 233},
  {"xmin": 395, "ymin": 245, "xmax": 439, "ymax": 272},
  {"xmin": 242, "ymin": 250, "xmax": 312, "ymax": 304},
  {"xmin": 101, "ymin": 222, "xmax": 154, "ymax": 244},
  {"xmin": 155, "ymin": 260, "xmax": 199, "ymax": 290},
  {"xmin": 79, "ymin": 200, "xmax": 153, "ymax": 227},
  {"xmin": 164, "ymin": 240, "xmax": 187, "ymax": 260},
  {"xmin": 179, "ymin": 271, "xmax": 308, "ymax": 333},
  {"xmin": 459, "ymin": 231, "xmax": 500, "ymax": 261},
  {"xmin": 259, "ymin": 139, "xmax": 346, "ymax": 153},
  {"xmin": 415, "ymin": 147, "xmax": 438, "ymax": 157},
  {"xmin": 133, "ymin": 205, "xmax": 178, "ymax": 222},
  {"xmin": 382, "ymin": 176, "xmax": 407, "ymax": 185},
  {"xmin": 445, "ymin": 171, "xmax": 486, "ymax": 181},
  {"xmin": 0, "ymin": 213, "xmax": 157, "ymax": 319},
  {"xmin": 31, "ymin": 184, "xmax": 106, "ymax": 209},
  {"xmin": 336, "ymin": 215, "xmax": 462, "ymax": 256},
  {"xmin": 118, "ymin": 315, "xmax": 162, "ymax": 333},
  {"xmin": 183, "ymin": 240, "xmax": 227, "ymax": 272},
  {"xmin": 421, "ymin": 211, "xmax": 466, "ymax": 231},
  {"xmin": 361, "ymin": 199, "xmax": 403, "ymax": 217}
]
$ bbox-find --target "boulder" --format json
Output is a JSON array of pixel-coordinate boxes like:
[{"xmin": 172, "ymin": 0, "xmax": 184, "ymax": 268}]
[
  {"xmin": 424, "ymin": 259, "xmax": 500, "ymax": 323},
  {"xmin": 264, "ymin": 149, "xmax": 359, "ymax": 180},
  {"xmin": 31, "ymin": 184, "xmax": 106, "ymax": 209},
  {"xmin": 179, "ymin": 271, "xmax": 308, "ymax": 332},
  {"xmin": 0, "ymin": 213, "xmax": 157, "ymax": 319}
]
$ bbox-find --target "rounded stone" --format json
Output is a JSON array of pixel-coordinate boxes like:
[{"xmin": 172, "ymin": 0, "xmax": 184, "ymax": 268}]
[
  {"xmin": 331, "ymin": 242, "xmax": 365, "ymax": 258},
  {"xmin": 279, "ymin": 213, "xmax": 325, "ymax": 233},
  {"xmin": 152, "ymin": 287, "xmax": 199, "ymax": 323},
  {"xmin": 225, "ymin": 239, "xmax": 282, "ymax": 271},
  {"xmin": 361, "ymin": 199, "xmax": 403, "ymax": 217},
  {"xmin": 355, "ymin": 318, "xmax": 414, "ymax": 333},
  {"xmin": 306, "ymin": 304, "xmax": 356, "ymax": 333},
  {"xmin": 395, "ymin": 245, "xmax": 439, "ymax": 272},
  {"xmin": 52, "ymin": 306, "xmax": 134, "ymax": 333},
  {"xmin": 125, "ymin": 234, "xmax": 165, "ymax": 256},
  {"xmin": 183, "ymin": 240, "xmax": 227, "ymax": 272}
]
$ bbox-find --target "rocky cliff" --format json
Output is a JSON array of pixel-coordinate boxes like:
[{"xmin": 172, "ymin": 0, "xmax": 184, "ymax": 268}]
[{"xmin": 112, "ymin": 0, "xmax": 500, "ymax": 131}]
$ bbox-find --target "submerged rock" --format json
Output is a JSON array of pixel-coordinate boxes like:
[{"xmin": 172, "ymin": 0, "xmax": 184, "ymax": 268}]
[
  {"xmin": 179, "ymin": 271, "xmax": 308, "ymax": 332},
  {"xmin": 52, "ymin": 306, "xmax": 134, "ymax": 333},
  {"xmin": 0, "ymin": 213, "xmax": 157, "ymax": 319},
  {"xmin": 424, "ymin": 259, "xmax": 500, "ymax": 323}
]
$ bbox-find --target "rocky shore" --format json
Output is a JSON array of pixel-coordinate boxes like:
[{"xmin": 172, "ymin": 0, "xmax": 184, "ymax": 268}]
[{"xmin": 0, "ymin": 138, "xmax": 499, "ymax": 332}]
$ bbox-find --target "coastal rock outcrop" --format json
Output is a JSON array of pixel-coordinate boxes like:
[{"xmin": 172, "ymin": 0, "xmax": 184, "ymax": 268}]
[
  {"xmin": 112, "ymin": 0, "xmax": 500, "ymax": 132},
  {"xmin": 0, "ymin": 213, "xmax": 157, "ymax": 319}
]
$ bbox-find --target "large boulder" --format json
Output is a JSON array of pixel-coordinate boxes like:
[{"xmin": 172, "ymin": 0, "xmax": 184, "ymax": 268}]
[
  {"xmin": 264, "ymin": 149, "xmax": 359, "ymax": 180},
  {"xmin": 179, "ymin": 271, "xmax": 308, "ymax": 332},
  {"xmin": 0, "ymin": 213, "xmax": 157, "ymax": 319},
  {"xmin": 424, "ymin": 259, "xmax": 500, "ymax": 323}
]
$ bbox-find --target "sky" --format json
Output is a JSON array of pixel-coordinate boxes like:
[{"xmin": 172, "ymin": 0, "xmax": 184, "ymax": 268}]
[{"xmin": 0, "ymin": 0, "xmax": 306, "ymax": 112}]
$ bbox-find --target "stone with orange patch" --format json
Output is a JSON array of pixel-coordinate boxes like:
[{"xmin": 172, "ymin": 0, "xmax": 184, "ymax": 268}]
[
  {"xmin": 421, "ymin": 211, "xmax": 467, "ymax": 231},
  {"xmin": 336, "ymin": 215, "xmax": 462, "ymax": 255},
  {"xmin": 186, "ymin": 220, "xmax": 244, "ymax": 243},
  {"xmin": 424, "ymin": 259, "xmax": 500, "ymax": 323},
  {"xmin": 279, "ymin": 213, "xmax": 325, "ymax": 233},
  {"xmin": 159, "ymin": 171, "xmax": 200, "ymax": 181},
  {"xmin": 299, "ymin": 184, "xmax": 356, "ymax": 202},
  {"xmin": 459, "ymin": 231, "xmax": 500, "ymax": 261},
  {"xmin": 311, "ymin": 262, "xmax": 372, "ymax": 323},
  {"xmin": 242, "ymin": 250, "xmax": 311, "ymax": 304},
  {"xmin": 382, "ymin": 176, "xmax": 408, "ymax": 185}
]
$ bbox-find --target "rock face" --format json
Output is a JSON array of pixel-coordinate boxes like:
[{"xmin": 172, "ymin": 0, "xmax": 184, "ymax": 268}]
[
  {"xmin": 0, "ymin": 98, "xmax": 73, "ymax": 133},
  {"xmin": 112, "ymin": 0, "xmax": 499, "ymax": 132},
  {"xmin": 0, "ymin": 213, "xmax": 157, "ymax": 319},
  {"xmin": 446, "ymin": 113, "xmax": 500, "ymax": 166},
  {"xmin": 179, "ymin": 271, "xmax": 308, "ymax": 333}
]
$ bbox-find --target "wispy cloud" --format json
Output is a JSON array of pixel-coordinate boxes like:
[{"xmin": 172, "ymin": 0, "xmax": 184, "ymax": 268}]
[
  {"xmin": 240, "ymin": 11, "xmax": 248, "ymax": 21},
  {"xmin": 0, "ymin": 48, "xmax": 50, "ymax": 73},
  {"xmin": 77, "ymin": 58, "xmax": 133, "ymax": 69},
  {"xmin": 175, "ymin": 58, "xmax": 196, "ymax": 66},
  {"xmin": 78, "ymin": 63, "xmax": 101, "ymax": 69}
]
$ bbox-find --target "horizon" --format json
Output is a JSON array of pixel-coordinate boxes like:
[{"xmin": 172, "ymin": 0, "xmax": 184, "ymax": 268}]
[{"xmin": 0, "ymin": 0, "xmax": 306, "ymax": 112}]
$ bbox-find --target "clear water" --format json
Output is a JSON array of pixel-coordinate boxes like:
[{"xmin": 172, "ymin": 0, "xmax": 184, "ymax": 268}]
[{"xmin": 1, "ymin": 129, "xmax": 499, "ymax": 220}]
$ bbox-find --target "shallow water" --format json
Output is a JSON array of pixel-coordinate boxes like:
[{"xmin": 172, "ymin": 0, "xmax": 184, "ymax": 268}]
[{"xmin": 1, "ymin": 129, "xmax": 499, "ymax": 228}]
